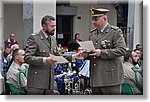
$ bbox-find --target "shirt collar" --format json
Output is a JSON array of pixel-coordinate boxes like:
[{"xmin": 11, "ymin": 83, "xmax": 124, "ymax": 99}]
[
  {"xmin": 42, "ymin": 30, "xmax": 48, "ymax": 39},
  {"xmin": 100, "ymin": 23, "xmax": 108, "ymax": 33},
  {"xmin": 124, "ymin": 62, "xmax": 134, "ymax": 68},
  {"xmin": 12, "ymin": 62, "xmax": 21, "ymax": 70}
]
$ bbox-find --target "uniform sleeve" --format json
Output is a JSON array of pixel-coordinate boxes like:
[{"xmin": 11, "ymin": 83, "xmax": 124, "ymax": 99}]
[
  {"xmin": 100, "ymin": 29, "xmax": 126, "ymax": 59},
  {"xmin": 124, "ymin": 67, "xmax": 143, "ymax": 89},
  {"xmin": 24, "ymin": 35, "xmax": 44, "ymax": 65},
  {"xmin": 135, "ymin": 72, "xmax": 143, "ymax": 87},
  {"xmin": 123, "ymin": 66, "xmax": 136, "ymax": 82},
  {"xmin": 19, "ymin": 73, "xmax": 27, "ymax": 88}
]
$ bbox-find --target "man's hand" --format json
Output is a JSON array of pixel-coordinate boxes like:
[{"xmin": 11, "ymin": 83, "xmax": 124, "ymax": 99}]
[
  {"xmin": 73, "ymin": 53, "xmax": 84, "ymax": 60},
  {"xmin": 75, "ymin": 50, "xmax": 89, "ymax": 60},
  {"xmin": 46, "ymin": 57, "xmax": 57, "ymax": 64},
  {"xmin": 89, "ymin": 49, "xmax": 101, "ymax": 57}
]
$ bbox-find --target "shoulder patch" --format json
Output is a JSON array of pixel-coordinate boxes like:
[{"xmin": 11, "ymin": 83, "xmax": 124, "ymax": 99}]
[
  {"xmin": 90, "ymin": 28, "xmax": 97, "ymax": 33},
  {"xmin": 111, "ymin": 26, "xmax": 119, "ymax": 30}
]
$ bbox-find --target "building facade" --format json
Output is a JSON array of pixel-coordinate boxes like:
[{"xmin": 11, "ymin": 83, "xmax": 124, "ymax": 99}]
[{"xmin": 0, "ymin": 0, "xmax": 143, "ymax": 94}]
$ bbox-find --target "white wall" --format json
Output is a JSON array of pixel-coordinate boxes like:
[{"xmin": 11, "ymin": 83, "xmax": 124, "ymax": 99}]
[
  {"xmin": 0, "ymin": 1, "xmax": 4, "ymax": 94},
  {"xmin": 3, "ymin": 4, "xmax": 23, "ymax": 48},
  {"xmin": 0, "ymin": 1, "xmax": 3, "ymax": 46},
  {"xmin": 0, "ymin": 1, "xmax": 3, "ymax": 68},
  {"xmin": 33, "ymin": 0, "xmax": 56, "ymax": 33},
  {"xmin": 71, "ymin": 3, "xmax": 116, "ymax": 41},
  {"xmin": 133, "ymin": 1, "xmax": 142, "ymax": 49},
  {"xmin": 71, "ymin": 4, "xmax": 91, "ymax": 41}
]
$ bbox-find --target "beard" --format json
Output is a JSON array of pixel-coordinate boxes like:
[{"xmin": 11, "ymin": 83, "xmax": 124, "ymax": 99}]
[
  {"xmin": 46, "ymin": 30, "xmax": 54, "ymax": 36},
  {"xmin": 132, "ymin": 57, "xmax": 139, "ymax": 65}
]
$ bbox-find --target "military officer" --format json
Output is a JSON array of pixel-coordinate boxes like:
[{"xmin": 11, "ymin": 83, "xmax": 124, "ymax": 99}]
[
  {"xmin": 83, "ymin": 8, "xmax": 126, "ymax": 95},
  {"xmin": 24, "ymin": 15, "xmax": 58, "ymax": 95},
  {"xmin": 24, "ymin": 15, "xmax": 83, "ymax": 95}
]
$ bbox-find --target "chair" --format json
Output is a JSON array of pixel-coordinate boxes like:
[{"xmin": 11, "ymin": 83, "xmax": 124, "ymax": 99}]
[{"xmin": 121, "ymin": 82, "xmax": 135, "ymax": 95}]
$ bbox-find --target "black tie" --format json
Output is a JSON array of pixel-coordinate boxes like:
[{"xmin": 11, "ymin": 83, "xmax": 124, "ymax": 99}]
[{"xmin": 47, "ymin": 36, "xmax": 51, "ymax": 44}]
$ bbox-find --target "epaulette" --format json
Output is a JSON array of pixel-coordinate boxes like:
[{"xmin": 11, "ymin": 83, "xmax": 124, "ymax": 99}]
[
  {"xmin": 111, "ymin": 26, "xmax": 119, "ymax": 30},
  {"xmin": 31, "ymin": 33, "xmax": 39, "ymax": 36},
  {"xmin": 90, "ymin": 28, "xmax": 97, "ymax": 33}
]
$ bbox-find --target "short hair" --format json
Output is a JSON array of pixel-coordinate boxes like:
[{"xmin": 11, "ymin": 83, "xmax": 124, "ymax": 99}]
[
  {"xmin": 136, "ymin": 44, "xmax": 142, "ymax": 49},
  {"xmin": 10, "ymin": 33, "xmax": 15, "ymax": 37},
  {"xmin": 124, "ymin": 50, "xmax": 132, "ymax": 62},
  {"xmin": 41, "ymin": 15, "xmax": 55, "ymax": 27},
  {"xmin": 133, "ymin": 48, "xmax": 140, "ymax": 52},
  {"xmin": 136, "ymin": 43, "xmax": 141, "ymax": 47},
  {"xmin": 75, "ymin": 33, "xmax": 80, "ymax": 39},
  {"xmin": 12, "ymin": 49, "xmax": 19, "ymax": 59}
]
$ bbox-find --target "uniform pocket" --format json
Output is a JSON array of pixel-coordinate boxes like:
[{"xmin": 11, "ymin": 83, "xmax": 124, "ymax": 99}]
[
  {"xmin": 105, "ymin": 59, "xmax": 118, "ymax": 72},
  {"xmin": 39, "ymin": 49, "xmax": 49, "ymax": 57},
  {"xmin": 33, "ymin": 71, "xmax": 38, "ymax": 82}
]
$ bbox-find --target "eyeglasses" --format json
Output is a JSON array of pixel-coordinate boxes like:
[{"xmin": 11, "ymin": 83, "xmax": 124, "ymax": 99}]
[{"xmin": 92, "ymin": 16, "xmax": 101, "ymax": 21}]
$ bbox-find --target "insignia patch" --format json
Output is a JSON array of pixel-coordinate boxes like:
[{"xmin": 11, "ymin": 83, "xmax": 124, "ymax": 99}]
[
  {"xmin": 90, "ymin": 28, "xmax": 97, "ymax": 33},
  {"xmin": 111, "ymin": 26, "xmax": 118, "ymax": 30},
  {"xmin": 31, "ymin": 33, "xmax": 36, "ymax": 35},
  {"xmin": 91, "ymin": 9, "xmax": 94, "ymax": 15}
]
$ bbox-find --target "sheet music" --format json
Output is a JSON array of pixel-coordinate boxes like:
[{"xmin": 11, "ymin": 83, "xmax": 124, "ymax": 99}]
[{"xmin": 78, "ymin": 41, "xmax": 95, "ymax": 52}]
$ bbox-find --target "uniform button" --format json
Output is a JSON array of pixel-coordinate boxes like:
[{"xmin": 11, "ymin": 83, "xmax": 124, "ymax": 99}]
[
  {"xmin": 95, "ymin": 43, "xmax": 97, "ymax": 45},
  {"xmin": 35, "ymin": 72, "xmax": 37, "ymax": 74},
  {"xmin": 94, "ymin": 56, "xmax": 96, "ymax": 59},
  {"xmin": 73, "ymin": 63, "xmax": 76, "ymax": 67},
  {"xmin": 111, "ymin": 69, "xmax": 114, "ymax": 71},
  {"xmin": 93, "ymin": 64, "xmax": 96, "ymax": 66}
]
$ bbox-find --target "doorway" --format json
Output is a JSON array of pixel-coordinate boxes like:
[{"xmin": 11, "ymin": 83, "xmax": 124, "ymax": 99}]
[{"xmin": 56, "ymin": 15, "xmax": 73, "ymax": 47}]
